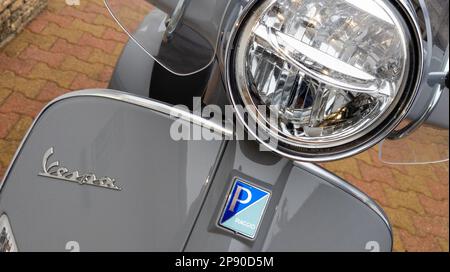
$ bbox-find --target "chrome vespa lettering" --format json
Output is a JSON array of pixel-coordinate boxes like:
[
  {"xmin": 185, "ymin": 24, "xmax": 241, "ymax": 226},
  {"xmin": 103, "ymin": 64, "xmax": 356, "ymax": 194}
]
[{"xmin": 39, "ymin": 147, "xmax": 121, "ymax": 191}]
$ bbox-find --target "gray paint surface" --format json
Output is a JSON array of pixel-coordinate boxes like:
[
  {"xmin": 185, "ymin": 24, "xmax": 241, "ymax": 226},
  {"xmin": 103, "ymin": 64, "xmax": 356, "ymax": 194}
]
[
  {"xmin": 0, "ymin": 93, "xmax": 391, "ymax": 251},
  {"xmin": 0, "ymin": 95, "xmax": 223, "ymax": 251},
  {"xmin": 185, "ymin": 140, "xmax": 392, "ymax": 252},
  {"xmin": 108, "ymin": 26, "xmax": 154, "ymax": 97}
]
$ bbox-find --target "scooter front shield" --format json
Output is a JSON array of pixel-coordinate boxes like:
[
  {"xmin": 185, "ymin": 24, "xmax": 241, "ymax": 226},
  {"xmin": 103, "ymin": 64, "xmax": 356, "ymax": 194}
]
[
  {"xmin": 0, "ymin": 90, "xmax": 392, "ymax": 251},
  {"xmin": 0, "ymin": 90, "xmax": 224, "ymax": 251}
]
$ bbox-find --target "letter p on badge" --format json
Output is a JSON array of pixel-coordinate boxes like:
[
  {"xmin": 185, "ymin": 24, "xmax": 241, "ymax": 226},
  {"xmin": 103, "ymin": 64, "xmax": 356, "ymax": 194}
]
[{"xmin": 219, "ymin": 179, "xmax": 271, "ymax": 239}]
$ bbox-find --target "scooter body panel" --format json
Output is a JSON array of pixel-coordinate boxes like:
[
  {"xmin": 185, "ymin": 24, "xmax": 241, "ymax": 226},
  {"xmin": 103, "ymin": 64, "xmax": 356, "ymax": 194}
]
[
  {"xmin": 0, "ymin": 90, "xmax": 391, "ymax": 251},
  {"xmin": 186, "ymin": 141, "xmax": 391, "ymax": 252},
  {"xmin": 0, "ymin": 91, "xmax": 223, "ymax": 251}
]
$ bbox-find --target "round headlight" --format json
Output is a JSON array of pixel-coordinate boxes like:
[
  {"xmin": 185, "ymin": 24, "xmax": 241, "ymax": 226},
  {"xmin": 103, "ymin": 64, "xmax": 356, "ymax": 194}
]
[{"xmin": 227, "ymin": 0, "xmax": 423, "ymax": 161}]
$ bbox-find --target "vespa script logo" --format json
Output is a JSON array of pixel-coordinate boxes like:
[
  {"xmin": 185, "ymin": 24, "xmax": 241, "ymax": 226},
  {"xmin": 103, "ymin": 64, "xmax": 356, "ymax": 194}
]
[{"xmin": 38, "ymin": 147, "xmax": 121, "ymax": 191}]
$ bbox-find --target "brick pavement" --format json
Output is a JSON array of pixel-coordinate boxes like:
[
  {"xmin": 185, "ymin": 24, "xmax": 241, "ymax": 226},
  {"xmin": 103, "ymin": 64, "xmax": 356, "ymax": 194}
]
[{"xmin": 0, "ymin": 0, "xmax": 448, "ymax": 252}]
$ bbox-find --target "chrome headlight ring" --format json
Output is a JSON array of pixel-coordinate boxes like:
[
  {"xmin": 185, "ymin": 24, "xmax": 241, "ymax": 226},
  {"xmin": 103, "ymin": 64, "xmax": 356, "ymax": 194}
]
[{"xmin": 224, "ymin": 0, "xmax": 424, "ymax": 162}]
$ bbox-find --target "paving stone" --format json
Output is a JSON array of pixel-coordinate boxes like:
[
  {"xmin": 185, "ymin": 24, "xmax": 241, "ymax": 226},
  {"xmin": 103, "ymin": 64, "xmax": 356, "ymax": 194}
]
[
  {"xmin": 0, "ymin": 163, "xmax": 4, "ymax": 183},
  {"xmin": 0, "ymin": 71, "xmax": 46, "ymax": 98},
  {"xmin": 0, "ymin": 53, "xmax": 37, "ymax": 76},
  {"xmin": 398, "ymin": 229, "xmax": 442, "ymax": 252},
  {"xmin": 358, "ymin": 160, "xmax": 399, "ymax": 189},
  {"xmin": 383, "ymin": 184, "xmax": 425, "ymax": 215},
  {"xmin": 1, "ymin": 37, "xmax": 29, "ymax": 57},
  {"xmin": 0, "ymin": 88, "xmax": 11, "ymax": 104},
  {"xmin": 102, "ymin": 27, "xmax": 128, "ymax": 43},
  {"xmin": 60, "ymin": 6, "xmax": 96, "ymax": 23},
  {"xmin": 425, "ymin": 179, "xmax": 450, "ymax": 201},
  {"xmin": 6, "ymin": 115, "xmax": 33, "ymax": 141},
  {"xmin": 112, "ymin": 43, "xmax": 124, "ymax": 56},
  {"xmin": 437, "ymin": 237, "xmax": 449, "ymax": 251},
  {"xmin": 50, "ymin": 38, "xmax": 93, "ymax": 61},
  {"xmin": 19, "ymin": 44, "xmax": 66, "ymax": 68},
  {"xmin": 70, "ymin": 18, "xmax": 105, "ymax": 37},
  {"xmin": 353, "ymin": 150, "xmax": 373, "ymax": 166},
  {"xmin": 412, "ymin": 215, "xmax": 449, "ymax": 239},
  {"xmin": 98, "ymin": 65, "xmax": 114, "ymax": 82},
  {"xmin": 88, "ymin": 48, "xmax": 118, "ymax": 67},
  {"xmin": 418, "ymin": 194, "xmax": 449, "ymax": 217},
  {"xmin": 13, "ymin": 29, "xmax": 57, "ymax": 50},
  {"xmin": 60, "ymin": 55, "xmax": 105, "ymax": 80},
  {"xmin": 93, "ymin": 14, "xmax": 124, "ymax": 31},
  {"xmin": 0, "ymin": 112, "xmax": 20, "ymax": 138},
  {"xmin": 47, "ymin": 0, "xmax": 66, "ymax": 13},
  {"xmin": 391, "ymin": 227, "xmax": 406, "ymax": 252},
  {"xmin": 0, "ymin": 139, "xmax": 19, "ymax": 168},
  {"xmin": 42, "ymin": 22, "xmax": 84, "ymax": 43},
  {"xmin": 77, "ymin": 32, "xmax": 117, "ymax": 53},
  {"xmin": 36, "ymin": 81, "xmax": 69, "ymax": 102},
  {"xmin": 433, "ymin": 164, "xmax": 449, "ymax": 185},
  {"xmin": 84, "ymin": 2, "xmax": 111, "ymax": 18},
  {"xmin": 28, "ymin": 62, "xmax": 77, "ymax": 88},
  {"xmin": 404, "ymin": 164, "xmax": 440, "ymax": 181},
  {"xmin": 391, "ymin": 169, "xmax": 433, "ymax": 197},
  {"xmin": 70, "ymin": 73, "xmax": 107, "ymax": 89},
  {"xmin": 39, "ymin": 10, "xmax": 73, "ymax": 28},
  {"xmin": 384, "ymin": 207, "xmax": 416, "ymax": 235},
  {"xmin": 0, "ymin": 92, "xmax": 45, "ymax": 117},
  {"xmin": 27, "ymin": 17, "xmax": 49, "ymax": 33}
]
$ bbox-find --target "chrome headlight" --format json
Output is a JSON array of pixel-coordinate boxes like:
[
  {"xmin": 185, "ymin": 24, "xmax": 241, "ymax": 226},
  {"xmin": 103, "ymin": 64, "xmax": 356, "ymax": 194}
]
[{"xmin": 226, "ymin": 0, "xmax": 423, "ymax": 161}]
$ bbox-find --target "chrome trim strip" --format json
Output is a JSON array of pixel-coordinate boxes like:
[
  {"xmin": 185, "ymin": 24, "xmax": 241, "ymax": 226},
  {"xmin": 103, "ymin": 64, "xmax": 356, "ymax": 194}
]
[
  {"xmin": 0, "ymin": 89, "xmax": 232, "ymax": 191},
  {"xmin": 293, "ymin": 161, "xmax": 393, "ymax": 251}
]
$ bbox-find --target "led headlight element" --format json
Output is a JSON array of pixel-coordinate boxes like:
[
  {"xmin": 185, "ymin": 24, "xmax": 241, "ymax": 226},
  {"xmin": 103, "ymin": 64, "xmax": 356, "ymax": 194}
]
[{"xmin": 228, "ymin": 0, "xmax": 423, "ymax": 161}]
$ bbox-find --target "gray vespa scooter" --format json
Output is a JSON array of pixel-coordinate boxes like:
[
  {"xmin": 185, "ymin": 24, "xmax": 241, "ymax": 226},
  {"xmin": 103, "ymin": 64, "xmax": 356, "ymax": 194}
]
[{"xmin": 0, "ymin": 0, "xmax": 448, "ymax": 252}]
